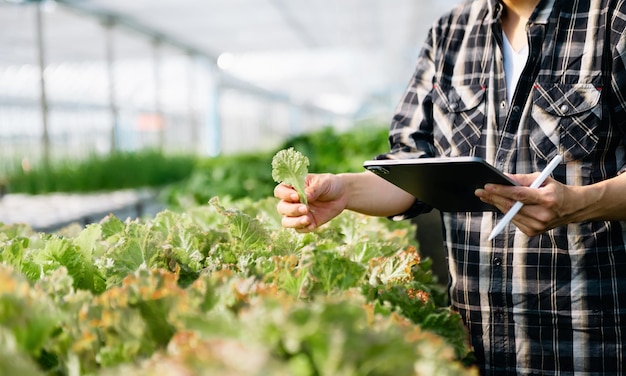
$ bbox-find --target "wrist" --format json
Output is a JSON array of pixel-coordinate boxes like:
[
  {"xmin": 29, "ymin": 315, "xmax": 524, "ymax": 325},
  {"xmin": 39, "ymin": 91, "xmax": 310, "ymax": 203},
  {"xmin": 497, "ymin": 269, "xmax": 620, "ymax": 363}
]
[
  {"xmin": 336, "ymin": 172, "xmax": 359, "ymax": 211},
  {"xmin": 572, "ymin": 182, "xmax": 607, "ymax": 222}
]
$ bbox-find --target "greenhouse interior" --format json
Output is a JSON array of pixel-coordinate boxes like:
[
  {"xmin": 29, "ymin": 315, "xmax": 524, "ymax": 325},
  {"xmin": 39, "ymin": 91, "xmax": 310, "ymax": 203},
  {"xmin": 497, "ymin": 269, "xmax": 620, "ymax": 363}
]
[{"xmin": 0, "ymin": 0, "xmax": 483, "ymax": 375}]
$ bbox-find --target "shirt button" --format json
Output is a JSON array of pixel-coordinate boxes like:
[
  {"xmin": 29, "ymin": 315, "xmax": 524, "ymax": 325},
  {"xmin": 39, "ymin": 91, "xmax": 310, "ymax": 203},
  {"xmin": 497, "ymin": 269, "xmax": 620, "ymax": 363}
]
[
  {"xmin": 449, "ymin": 102, "xmax": 459, "ymax": 111},
  {"xmin": 494, "ymin": 257, "xmax": 502, "ymax": 266},
  {"xmin": 560, "ymin": 104, "xmax": 570, "ymax": 113},
  {"xmin": 500, "ymin": 101, "xmax": 507, "ymax": 109},
  {"xmin": 512, "ymin": 105, "xmax": 520, "ymax": 113}
]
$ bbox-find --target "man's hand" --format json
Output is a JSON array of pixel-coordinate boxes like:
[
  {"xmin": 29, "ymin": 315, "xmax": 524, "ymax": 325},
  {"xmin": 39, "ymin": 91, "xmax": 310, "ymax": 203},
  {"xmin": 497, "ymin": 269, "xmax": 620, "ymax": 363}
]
[
  {"xmin": 274, "ymin": 173, "xmax": 348, "ymax": 233},
  {"xmin": 475, "ymin": 173, "xmax": 573, "ymax": 237}
]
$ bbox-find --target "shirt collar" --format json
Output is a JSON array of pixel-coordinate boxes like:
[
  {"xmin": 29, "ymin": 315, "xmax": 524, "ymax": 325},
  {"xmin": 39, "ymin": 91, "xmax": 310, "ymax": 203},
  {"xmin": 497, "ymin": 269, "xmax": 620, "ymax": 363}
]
[
  {"xmin": 532, "ymin": 0, "xmax": 557, "ymax": 24},
  {"xmin": 489, "ymin": 0, "xmax": 557, "ymax": 24}
]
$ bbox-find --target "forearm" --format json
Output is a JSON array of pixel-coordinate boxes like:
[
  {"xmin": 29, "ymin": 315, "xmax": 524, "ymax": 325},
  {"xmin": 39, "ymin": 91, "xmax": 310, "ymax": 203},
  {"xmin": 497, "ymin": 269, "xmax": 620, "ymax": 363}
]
[
  {"xmin": 571, "ymin": 172, "xmax": 626, "ymax": 222},
  {"xmin": 337, "ymin": 171, "xmax": 416, "ymax": 217}
]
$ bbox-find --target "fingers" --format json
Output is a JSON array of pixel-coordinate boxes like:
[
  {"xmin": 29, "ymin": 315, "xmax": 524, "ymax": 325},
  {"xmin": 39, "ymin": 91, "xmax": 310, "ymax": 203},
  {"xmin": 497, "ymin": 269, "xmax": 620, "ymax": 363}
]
[
  {"xmin": 475, "ymin": 186, "xmax": 516, "ymax": 211},
  {"xmin": 483, "ymin": 178, "xmax": 557, "ymax": 207},
  {"xmin": 476, "ymin": 185, "xmax": 549, "ymax": 217},
  {"xmin": 276, "ymin": 199, "xmax": 308, "ymax": 217},
  {"xmin": 510, "ymin": 214, "xmax": 548, "ymax": 237},
  {"xmin": 281, "ymin": 215, "xmax": 315, "ymax": 233},
  {"xmin": 505, "ymin": 172, "xmax": 542, "ymax": 187},
  {"xmin": 274, "ymin": 183, "xmax": 301, "ymax": 203},
  {"xmin": 278, "ymin": 205, "xmax": 315, "ymax": 232},
  {"xmin": 476, "ymin": 174, "xmax": 548, "ymax": 207},
  {"xmin": 275, "ymin": 185, "xmax": 315, "ymax": 231},
  {"xmin": 274, "ymin": 174, "xmax": 339, "ymax": 232},
  {"xmin": 475, "ymin": 177, "xmax": 562, "ymax": 237}
]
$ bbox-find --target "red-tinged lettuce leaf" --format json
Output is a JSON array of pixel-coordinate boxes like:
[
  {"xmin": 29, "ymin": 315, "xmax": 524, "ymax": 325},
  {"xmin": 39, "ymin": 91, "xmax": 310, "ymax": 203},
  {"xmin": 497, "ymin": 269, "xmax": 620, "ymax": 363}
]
[
  {"xmin": 366, "ymin": 246, "xmax": 420, "ymax": 286},
  {"xmin": 266, "ymin": 255, "xmax": 310, "ymax": 299},
  {"xmin": 0, "ymin": 266, "xmax": 61, "ymax": 359},
  {"xmin": 74, "ymin": 268, "xmax": 183, "ymax": 368},
  {"xmin": 240, "ymin": 293, "xmax": 477, "ymax": 375}
]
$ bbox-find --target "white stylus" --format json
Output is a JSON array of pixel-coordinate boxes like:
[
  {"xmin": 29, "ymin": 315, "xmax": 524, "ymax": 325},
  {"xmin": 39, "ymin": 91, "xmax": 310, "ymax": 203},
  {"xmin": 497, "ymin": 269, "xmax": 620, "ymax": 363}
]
[{"xmin": 487, "ymin": 154, "xmax": 563, "ymax": 241}]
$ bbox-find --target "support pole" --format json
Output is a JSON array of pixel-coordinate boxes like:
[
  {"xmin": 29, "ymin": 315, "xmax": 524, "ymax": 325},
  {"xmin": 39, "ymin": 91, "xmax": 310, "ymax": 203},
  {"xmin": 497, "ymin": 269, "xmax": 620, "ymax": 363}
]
[
  {"xmin": 207, "ymin": 63, "xmax": 222, "ymax": 156},
  {"xmin": 104, "ymin": 17, "xmax": 119, "ymax": 153},
  {"xmin": 152, "ymin": 38, "xmax": 164, "ymax": 151},
  {"xmin": 35, "ymin": 2, "xmax": 50, "ymax": 167},
  {"xmin": 187, "ymin": 52, "xmax": 200, "ymax": 154}
]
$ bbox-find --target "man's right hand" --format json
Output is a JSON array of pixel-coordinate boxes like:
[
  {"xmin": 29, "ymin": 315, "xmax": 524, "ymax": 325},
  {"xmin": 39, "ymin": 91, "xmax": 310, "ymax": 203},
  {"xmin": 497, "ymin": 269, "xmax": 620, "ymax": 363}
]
[{"xmin": 274, "ymin": 173, "xmax": 348, "ymax": 233}]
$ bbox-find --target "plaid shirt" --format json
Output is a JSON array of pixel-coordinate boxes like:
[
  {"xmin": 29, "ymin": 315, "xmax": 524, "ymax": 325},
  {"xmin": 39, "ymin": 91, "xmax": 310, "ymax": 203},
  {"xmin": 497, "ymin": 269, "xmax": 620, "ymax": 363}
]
[{"xmin": 379, "ymin": 0, "xmax": 626, "ymax": 374}]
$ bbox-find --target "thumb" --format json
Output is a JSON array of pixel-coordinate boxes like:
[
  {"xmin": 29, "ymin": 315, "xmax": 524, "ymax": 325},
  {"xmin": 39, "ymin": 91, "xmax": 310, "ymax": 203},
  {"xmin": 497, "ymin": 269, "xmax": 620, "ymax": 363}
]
[
  {"xmin": 304, "ymin": 174, "xmax": 323, "ymax": 202},
  {"xmin": 304, "ymin": 173, "xmax": 335, "ymax": 202}
]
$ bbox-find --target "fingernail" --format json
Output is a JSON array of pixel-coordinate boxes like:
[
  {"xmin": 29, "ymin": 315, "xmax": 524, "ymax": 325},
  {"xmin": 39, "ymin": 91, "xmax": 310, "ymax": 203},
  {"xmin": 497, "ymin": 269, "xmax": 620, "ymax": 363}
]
[{"xmin": 298, "ymin": 205, "xmax": 307, "ymax": 214}]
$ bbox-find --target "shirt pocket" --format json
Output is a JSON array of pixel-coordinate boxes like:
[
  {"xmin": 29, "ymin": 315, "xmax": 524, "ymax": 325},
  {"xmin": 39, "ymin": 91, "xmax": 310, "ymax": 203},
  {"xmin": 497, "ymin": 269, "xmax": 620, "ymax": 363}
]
[
  {"xmin": 431, "ymin": 83, "xmax": 487, "ymax": 157},
  {"xmin": 530, "ymin": 83, "xmax": 602, "ymax": 162}
]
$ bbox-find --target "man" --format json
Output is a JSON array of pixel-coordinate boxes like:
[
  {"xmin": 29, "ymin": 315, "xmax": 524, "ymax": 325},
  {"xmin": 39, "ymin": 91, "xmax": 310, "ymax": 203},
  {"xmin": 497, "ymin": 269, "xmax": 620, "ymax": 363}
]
[{"xmin": 275, "ymin": 0, "xmax": 626, "ymax": 374}]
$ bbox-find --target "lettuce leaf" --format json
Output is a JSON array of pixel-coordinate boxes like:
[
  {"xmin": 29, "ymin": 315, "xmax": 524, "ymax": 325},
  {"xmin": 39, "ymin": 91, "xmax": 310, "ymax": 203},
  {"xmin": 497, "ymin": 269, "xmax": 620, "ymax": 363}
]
[{"xmin": 271, "ymin": 148, "xmax": 309, "ymax": 205}]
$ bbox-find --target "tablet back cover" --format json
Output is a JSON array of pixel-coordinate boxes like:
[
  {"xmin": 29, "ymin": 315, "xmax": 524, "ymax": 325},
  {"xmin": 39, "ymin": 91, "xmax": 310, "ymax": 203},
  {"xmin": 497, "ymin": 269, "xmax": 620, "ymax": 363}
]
[{"xmin": 363, "ymin": 157, "xmax": 518, "ymax": 212}]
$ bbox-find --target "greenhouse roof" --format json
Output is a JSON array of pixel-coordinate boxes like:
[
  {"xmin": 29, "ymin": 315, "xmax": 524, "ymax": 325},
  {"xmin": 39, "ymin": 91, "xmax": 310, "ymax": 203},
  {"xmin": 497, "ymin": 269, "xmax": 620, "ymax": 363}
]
[{"xmin": 0, "ymin": 0, "xmax": 459, "ymax": 117}]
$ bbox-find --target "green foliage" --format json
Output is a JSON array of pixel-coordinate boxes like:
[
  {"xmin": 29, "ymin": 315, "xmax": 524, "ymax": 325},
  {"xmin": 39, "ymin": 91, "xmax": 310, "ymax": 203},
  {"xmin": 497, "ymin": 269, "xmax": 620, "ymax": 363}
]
[
  {"xmin": 4, "ymin": 149, "xmax": 195, "ymax": 194},
  {"xmin": 209, "ymin": 196, "xmax": 271, "ymax": 253},
  {"xmin": 164, "ymin": 124, "xmax": 390, "ymax": 208},
  {"xmin": 0, "ymin": 123, "xmax": 474, "ymax": 374},
  {"xmin": 278, "ymin": 124, "xmax": 390, "ymax": 173},
  {"xmin": 36, "ymin": 236, "xmax": 106, "ymax": 294},
  {"xmin": 0, "ymin": 198, "xmax": 476, "ymax": 375},
  {"xmin": 0, "ymin": 329, "xmax": 46, "ymax": 376},
  {"xmin": 3, "ymin": 124, "xmax": 390, "ymax": 210},
  {"xmin": 163, "ymin": 151, "xmax": 276, "ymax": 209},
  {"xmin": 271, "ymin": 147, "xmax": 310, "ymax": 205},
  {"xmin": 0, "ymin": 266, "xmax": 63, "ymax": 368},
  {"xmin": 309, "ymin": 250, "xmax": 365, "ymax": 294}
]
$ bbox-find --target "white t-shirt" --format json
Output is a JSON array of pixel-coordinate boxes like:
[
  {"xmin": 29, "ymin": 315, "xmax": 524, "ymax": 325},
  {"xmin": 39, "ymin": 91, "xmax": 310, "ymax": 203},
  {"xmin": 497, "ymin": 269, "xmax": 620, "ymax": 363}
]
[{"xmin": 502, "ymin": 32, "xmax": 529, "ymax": 105}]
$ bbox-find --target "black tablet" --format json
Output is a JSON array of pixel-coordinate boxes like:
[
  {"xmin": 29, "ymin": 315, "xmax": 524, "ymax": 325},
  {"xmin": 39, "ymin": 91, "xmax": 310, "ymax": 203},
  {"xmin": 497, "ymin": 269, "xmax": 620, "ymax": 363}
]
[{"xmin": 363, "ymin": 157, "xmax": 519, "ymax": 212}]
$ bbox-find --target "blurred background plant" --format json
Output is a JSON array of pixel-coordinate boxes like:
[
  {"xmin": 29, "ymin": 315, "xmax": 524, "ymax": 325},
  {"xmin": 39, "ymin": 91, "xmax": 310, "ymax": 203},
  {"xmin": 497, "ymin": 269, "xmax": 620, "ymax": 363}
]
[
  {"xmin": 3, "ymin": 124, "xmax": 390, "ymax": 206},
  {"xmin": 3, "ymin": 149, "xmax": 196, "ymax": 194},
  {"xmin": 163, "ymin": 123, "xmax": 390, "ymax": 209}
]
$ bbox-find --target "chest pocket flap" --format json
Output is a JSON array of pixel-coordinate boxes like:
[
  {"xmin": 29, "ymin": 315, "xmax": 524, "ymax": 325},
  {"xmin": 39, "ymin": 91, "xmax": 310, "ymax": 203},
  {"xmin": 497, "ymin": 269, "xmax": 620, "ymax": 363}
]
[
  {"xmin": 533, "ymin": 83, "xmax": 600, "ymax": 116},
  {"xmin": 531, "ymin": 83, "xmax": 602, "ymax": 162},
  {"xmin": 434, "ymin": 83, "xmax": 486, "ymax": 113}
]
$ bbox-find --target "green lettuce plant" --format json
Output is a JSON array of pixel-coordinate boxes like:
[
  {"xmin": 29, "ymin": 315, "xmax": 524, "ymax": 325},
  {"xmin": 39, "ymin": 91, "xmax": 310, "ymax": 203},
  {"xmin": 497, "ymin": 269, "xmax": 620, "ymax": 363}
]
[{"xmin": 271, "ymin": 147, "xmax": 309, "ymax": 205}]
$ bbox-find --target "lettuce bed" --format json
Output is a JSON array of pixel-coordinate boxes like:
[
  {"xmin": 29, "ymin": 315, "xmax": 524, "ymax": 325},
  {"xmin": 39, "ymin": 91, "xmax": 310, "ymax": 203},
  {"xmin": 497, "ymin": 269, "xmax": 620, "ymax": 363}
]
[{"xmin": 0, "ymin": 197, "xmax": 477, "ymax": 375}]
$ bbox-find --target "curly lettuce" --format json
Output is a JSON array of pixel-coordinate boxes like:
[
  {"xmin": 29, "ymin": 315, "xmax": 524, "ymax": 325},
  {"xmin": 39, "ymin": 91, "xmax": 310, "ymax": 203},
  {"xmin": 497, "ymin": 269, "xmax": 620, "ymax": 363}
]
[{"xmin": 271, "ymin": 147, "xmax": 309, "ymax": 205}]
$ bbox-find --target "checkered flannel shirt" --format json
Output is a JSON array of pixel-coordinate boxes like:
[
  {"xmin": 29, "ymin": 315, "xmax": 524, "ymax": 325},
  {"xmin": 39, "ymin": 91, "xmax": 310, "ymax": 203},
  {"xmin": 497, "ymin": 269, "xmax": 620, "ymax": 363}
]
[{"xmin": 378, "ymin": 0, "xmax": 626, "ymax": 374}]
